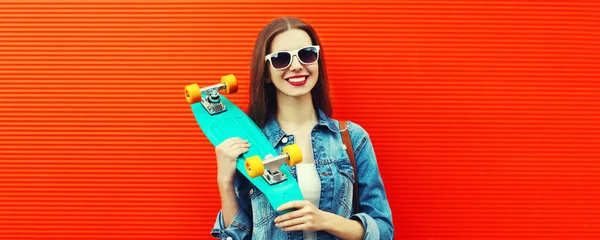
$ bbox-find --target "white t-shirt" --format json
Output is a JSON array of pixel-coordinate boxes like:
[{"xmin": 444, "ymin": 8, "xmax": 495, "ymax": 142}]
[{"xmin": 296, "ymin": 163, "xmax": 321, "ymax": 240}]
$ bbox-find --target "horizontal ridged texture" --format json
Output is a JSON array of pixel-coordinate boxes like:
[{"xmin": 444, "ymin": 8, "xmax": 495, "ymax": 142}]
[{"xmin": 1, "ymin": 1, "xmax": 600, "ymax": 239}]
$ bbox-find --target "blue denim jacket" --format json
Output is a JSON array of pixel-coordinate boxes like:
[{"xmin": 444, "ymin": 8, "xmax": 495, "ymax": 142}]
[{"xmin": 211, "ymin": 109, "xmax": 394, "ymax": 239}]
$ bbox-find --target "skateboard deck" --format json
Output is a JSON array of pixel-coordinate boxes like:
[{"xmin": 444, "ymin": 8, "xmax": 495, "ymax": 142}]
[{"xmin": 184, "ymin": 74, "xmax": 304, "ymax": 213}]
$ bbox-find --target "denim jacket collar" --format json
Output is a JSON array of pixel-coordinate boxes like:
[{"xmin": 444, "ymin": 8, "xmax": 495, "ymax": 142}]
[{"xmin": 262, "ymin": 108, "xmax": 343, "ymax": 147}]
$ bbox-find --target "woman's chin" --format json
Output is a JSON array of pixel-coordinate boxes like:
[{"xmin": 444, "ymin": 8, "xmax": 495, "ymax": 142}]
[{"xmin": 277, "ymin": 88, "xmax": 312, "ymax": 98}]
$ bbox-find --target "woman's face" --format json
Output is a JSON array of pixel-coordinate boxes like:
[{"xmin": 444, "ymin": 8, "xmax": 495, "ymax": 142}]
[{"xmin": 267, "ymin": 28, "xmax": 319, "ymax": 98}]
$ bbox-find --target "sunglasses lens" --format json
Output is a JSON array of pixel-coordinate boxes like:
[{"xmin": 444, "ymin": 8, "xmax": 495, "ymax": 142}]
[
  {"xmin": 270, "ymin": 52, "xmax": 291, "ymax": 69},
  {"xmin": 298, "ymin": 47, "xmax": 319, "ymax": 64}
]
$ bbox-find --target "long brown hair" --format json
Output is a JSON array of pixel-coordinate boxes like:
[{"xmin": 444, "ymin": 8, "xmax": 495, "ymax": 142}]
[{"xmin": 248, "ymin": 17, "xmax": 332, "ymax": 128}]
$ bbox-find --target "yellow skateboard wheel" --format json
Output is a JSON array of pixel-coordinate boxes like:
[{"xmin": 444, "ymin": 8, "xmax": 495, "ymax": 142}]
[
  {"xmin": 184, "ymin": 83, "xmax": 202, "ymax": 104},
  {"xmin": 283, "ymin": 144, "xmax": 302, "ymax": 166},
  {"xmin": 221, "ymin": 74, "xmax": 238, "ymax": 94},
  {"xmin": 245, "ymin": 156, "xmax": 264, "ymax": 178}
]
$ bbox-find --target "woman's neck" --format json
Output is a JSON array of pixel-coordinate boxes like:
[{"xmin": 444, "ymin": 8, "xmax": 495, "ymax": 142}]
[{"xmin": 275, "ymin": 92, "xmax": 318, "ymax": 134}]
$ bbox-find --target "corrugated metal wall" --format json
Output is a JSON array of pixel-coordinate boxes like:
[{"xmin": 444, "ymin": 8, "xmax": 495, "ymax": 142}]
[{"xmin": 1, "ymin": 1, "xmax": 599, "ymax": 239}]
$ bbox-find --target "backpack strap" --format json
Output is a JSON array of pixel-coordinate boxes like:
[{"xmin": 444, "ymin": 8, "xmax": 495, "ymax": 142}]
[{"xmin": 340, "ymin": 120, "xmax": 360, "ymax": 214}]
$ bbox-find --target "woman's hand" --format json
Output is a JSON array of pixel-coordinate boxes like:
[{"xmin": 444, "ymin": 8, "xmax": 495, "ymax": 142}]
[
  {"xmin": 215, "ymin": 137, "xmax": 250, "ymax": 184},
  {"xmin": 274, "ymin": 200, "xmax": 331, "ymax": 232}
]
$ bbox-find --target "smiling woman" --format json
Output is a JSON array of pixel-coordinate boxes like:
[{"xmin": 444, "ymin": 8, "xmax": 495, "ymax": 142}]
[{"xmin": 209, "ymin": 16, "xmax": 394, "ymax": 240}]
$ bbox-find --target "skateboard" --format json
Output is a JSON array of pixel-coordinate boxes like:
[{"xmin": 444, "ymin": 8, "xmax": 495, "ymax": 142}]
[{"xmin": 184, "ymin": 74, "xmax": 304, "ymax": 213}]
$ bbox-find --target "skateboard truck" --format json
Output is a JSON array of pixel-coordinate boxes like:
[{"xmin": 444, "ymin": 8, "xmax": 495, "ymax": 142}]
[
  {"xmin": 245, "ymin": 144, "xmax": 303, "ymax": 185},
  {"xmin": 199, "ymin": 83, "xmax": 228, "ymax": 115},
  {"xmin": 184, "ymin": 74, "xmax": 239, "ymax": 115},
  {"xmin": 261, "ymin": 154, "xmax": 290, "ymax": 185}
]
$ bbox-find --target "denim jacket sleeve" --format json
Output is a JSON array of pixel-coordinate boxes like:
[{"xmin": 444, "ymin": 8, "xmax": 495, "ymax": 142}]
[
  {"xmin": 210, "ymin": 172, "xmax": 253, "ymax": 240},
  {"xmin": 347, "ymin": 121, "xmax": 395, "ymax": 240}
]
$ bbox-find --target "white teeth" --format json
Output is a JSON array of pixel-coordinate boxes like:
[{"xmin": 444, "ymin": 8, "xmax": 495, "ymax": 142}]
[{"xmin": 287, "ymin": 76, "xmax": 306, "ymax": 82}]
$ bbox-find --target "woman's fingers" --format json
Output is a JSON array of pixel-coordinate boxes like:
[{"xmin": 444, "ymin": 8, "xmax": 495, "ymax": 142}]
[
  {"xmin": 215, "ymin": 138, "xmax": 251, "ymax": 163},
  {"xmin": 233, "ymin": 145, "xmax": 250, "ymax": 156},
  {"xmin": 226, "ymin": 138, "xmax": 249, "ymax": 148},
  {"xmin": 231, "ymin": 142, "xmax": 251, "ymax": 152},
  {"xmin": 227, "ymin": 142, "xmax": 251, "ymax": 160},
  {"xmin": 276, "ymin": 215, "xmax": 312, "ymax": 228},
  {"xmin": 282, "ymin": 222, "xmax": 310, "ymax": 232}
]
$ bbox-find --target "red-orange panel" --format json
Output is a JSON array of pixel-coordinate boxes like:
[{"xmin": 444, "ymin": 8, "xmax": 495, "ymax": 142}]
[{"xmin": 1, "ymin": 1, "xmax": 599, "ymax": 239}]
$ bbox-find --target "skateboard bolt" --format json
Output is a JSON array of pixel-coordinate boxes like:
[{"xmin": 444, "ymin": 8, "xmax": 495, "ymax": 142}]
[{"xmin": 208, "ymin": 94, "xmax": 220, "ymax": 103}]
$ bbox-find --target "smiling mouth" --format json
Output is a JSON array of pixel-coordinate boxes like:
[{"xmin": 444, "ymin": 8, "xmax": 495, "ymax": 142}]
[
  {"xmin": 285, "ymin": 76, "xmax": 308, "ymax": 86},
  {"xmin": 286, "ymin": 76, "xmax": 308, "ymax": 83}
]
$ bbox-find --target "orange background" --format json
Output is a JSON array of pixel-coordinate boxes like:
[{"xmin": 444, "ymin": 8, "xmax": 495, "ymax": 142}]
[{"xmin": 1, "ymin": 1, "xmax": 600, "ymax": 239}]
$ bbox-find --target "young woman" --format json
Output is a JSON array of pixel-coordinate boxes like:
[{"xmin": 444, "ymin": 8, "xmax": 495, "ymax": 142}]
[{"xmin": 211, "ymin": 17, "xmax": 394, "ymax": 240}]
